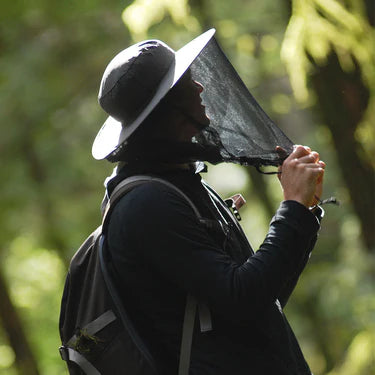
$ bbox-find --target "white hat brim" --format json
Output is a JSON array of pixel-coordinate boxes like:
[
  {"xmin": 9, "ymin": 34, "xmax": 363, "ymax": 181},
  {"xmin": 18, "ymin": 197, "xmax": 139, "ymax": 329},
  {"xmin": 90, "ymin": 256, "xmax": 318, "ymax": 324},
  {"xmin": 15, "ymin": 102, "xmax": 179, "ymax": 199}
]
[{"xmin": 92, "ymin": 28, "xmax": 216, "ymax": 160}]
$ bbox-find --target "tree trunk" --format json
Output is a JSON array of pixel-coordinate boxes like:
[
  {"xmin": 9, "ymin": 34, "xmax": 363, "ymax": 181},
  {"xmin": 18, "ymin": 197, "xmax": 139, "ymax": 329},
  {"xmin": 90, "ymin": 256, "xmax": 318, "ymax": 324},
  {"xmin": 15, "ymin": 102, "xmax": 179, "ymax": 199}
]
[
  {"xmin": 311, "ymin": 53, "xmax": 375, "ymax": 252},
  {"xmin": 365, "ymin": 0, "xmax": 374, "ymax": 26},
  {"xmin": 0, "ymin": 267, "xmax": 40, "ymax": 375}
]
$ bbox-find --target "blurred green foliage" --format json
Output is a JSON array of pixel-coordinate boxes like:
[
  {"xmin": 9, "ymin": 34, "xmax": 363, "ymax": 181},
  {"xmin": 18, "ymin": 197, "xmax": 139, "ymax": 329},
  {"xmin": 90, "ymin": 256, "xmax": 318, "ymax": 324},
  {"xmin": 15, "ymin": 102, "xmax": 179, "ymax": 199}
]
[{"xmin": 0, "ymin": 0, "xmax": 374, "ymax": 374}]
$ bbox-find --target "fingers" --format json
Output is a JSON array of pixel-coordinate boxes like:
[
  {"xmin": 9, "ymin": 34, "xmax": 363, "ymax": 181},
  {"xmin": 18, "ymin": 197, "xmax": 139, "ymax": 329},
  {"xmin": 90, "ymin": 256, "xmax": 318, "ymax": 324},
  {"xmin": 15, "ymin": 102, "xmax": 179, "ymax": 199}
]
[
  {"xmin": 290, "ymin": 145, "xmax": 311, "ymax": 158},
  {"xmin": 318, "ymin": 160, "xmax": 326, "ymax": 168},
  {"xmin": 286, "ymin": 146, "xmax": 325, "ymax": 168},
  {"xmin": 276, "ymin": 145, "xmax": 326, "ymax": 173},
  {"xmin": 295, "ymin": 152, "xmax": 319, "ymax": 164},
  {"xmin": 276, "ymin": 144, "xmax": 326, "ymax": 207},
  {"xmin": 275, "ymin": 146, "xmax": 289, "ymax": 159}
]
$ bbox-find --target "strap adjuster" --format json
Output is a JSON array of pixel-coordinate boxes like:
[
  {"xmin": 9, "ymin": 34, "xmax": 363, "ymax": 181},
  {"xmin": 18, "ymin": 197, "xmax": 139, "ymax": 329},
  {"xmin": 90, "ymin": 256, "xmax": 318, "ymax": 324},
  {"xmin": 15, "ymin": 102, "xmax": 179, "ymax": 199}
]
[{"xmin": 59, "ymin": 346, "xmax": 69, "ymax": 361}]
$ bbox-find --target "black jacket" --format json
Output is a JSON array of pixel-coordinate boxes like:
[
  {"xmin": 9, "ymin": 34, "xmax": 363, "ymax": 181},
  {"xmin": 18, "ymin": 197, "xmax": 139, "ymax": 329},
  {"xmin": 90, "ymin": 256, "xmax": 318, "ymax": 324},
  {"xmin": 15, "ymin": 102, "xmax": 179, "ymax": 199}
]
[{"xmin": 105, "ymin": 163, "xmax": 322, "ymax": 374}]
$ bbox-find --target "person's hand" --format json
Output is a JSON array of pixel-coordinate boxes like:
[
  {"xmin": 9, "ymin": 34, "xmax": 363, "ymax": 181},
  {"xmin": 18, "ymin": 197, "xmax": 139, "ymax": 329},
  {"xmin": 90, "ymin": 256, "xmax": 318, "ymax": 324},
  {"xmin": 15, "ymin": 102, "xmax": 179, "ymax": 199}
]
[{"xmin": 276, "ymin": 145, "xmax": 325, "ymax": 208}]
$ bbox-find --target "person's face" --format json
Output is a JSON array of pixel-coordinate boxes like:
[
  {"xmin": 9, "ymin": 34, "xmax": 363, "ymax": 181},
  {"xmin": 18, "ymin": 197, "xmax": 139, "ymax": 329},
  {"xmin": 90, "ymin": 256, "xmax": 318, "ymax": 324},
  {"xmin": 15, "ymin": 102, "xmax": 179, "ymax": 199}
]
[{"xmin": 168, "ymin": 69, "xmax": 210, "ymax": 130}]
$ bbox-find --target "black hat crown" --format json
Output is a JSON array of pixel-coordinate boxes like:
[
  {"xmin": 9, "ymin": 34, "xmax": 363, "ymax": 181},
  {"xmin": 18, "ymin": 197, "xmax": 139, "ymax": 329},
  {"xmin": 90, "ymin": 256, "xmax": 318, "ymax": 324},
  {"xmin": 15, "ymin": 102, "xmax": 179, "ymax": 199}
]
[{"xmin": 98, "ymin": 41, "xmax": 175, "ymax": 127}]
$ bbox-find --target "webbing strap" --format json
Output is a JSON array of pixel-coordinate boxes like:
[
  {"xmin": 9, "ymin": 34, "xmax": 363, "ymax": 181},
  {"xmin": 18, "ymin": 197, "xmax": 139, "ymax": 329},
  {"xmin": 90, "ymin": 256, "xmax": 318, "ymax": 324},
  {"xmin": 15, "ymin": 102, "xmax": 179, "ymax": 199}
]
[
  {"xmin": 202, "ymin": 181, "xmax": 254, "ymax": 255},
  {"xmin": 198, "ymin": 302, "xmax": 212, "ymax": 332},
  {"xmin": 67, "ymin": 310, "xmax": 117, "ymax": 347},
  {"xmin": 61, "ymin": 347, "xmax": 101, "ymax": 375},
  {"xmin": 179, "ymin": 294, "xmax": 197, "ymax": 375},
  {"xmin": 103, "ymin": 175, "xmax": 201, "ymax": 228},
  {"xmin": 102, "ymin": 175, "xmax": 213, "ymax": 375}
]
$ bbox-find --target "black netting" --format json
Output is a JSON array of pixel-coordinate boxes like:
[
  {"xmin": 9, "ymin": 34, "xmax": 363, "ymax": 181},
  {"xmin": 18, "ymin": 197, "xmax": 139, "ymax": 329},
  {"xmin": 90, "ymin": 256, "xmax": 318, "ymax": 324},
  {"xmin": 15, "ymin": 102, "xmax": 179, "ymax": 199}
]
[
  {"xmin": 112, "ymin": 36, "xmax": 294, "ymax": 167},
  {"xmin": 190, "ymin": 37, "xmax": 294, "ymax": 167}
]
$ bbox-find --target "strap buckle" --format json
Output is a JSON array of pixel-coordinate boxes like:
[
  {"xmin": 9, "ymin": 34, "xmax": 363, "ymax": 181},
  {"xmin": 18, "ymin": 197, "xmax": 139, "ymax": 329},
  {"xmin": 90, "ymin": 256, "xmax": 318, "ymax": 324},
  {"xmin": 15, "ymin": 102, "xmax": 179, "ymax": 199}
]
[{"xmin": 59, "ymin": 346, "xmax": 69, "ymax": 361}]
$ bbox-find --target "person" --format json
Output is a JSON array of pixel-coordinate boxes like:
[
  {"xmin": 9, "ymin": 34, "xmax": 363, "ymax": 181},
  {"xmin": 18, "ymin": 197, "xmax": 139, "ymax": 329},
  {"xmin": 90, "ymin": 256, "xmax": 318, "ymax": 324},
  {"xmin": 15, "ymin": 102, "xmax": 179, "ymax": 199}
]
[{"xmin": 92, "ymin": 29, "xmax": 325, "ymax": 375}]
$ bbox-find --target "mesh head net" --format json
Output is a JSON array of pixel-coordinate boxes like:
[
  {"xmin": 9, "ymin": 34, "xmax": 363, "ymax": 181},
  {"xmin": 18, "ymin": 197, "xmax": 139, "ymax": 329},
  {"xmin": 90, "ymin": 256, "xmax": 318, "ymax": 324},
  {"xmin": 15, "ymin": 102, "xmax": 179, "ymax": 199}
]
[{"xmin": 189, "ymin": 36, "xmax": 294, "ymax": 167}]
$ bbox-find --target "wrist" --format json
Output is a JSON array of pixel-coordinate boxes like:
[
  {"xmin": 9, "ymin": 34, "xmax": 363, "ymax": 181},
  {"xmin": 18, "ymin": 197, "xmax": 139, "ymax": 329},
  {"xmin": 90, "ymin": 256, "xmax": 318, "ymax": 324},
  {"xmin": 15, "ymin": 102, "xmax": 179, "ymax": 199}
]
[{"xmin": 283, "ymin": 195, "xmax": 310, "ymax": 208}]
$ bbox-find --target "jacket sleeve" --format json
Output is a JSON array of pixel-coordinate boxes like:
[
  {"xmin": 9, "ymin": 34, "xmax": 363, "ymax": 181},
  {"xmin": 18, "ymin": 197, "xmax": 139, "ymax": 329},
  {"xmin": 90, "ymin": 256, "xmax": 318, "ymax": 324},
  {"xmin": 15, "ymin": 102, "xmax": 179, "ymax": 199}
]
[
  {"xmin": 274, "ymin": 204, "xmax": 324, "ymax": 307},
  {"xmin": 110, "ymin": 183, "xmax": 322, "ymax": 324}
]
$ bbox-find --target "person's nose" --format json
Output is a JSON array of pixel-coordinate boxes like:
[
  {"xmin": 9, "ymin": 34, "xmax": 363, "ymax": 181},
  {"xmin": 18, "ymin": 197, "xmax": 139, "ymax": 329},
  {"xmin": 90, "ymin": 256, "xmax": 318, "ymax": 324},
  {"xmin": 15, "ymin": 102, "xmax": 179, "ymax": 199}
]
[{"xmin": 193, "ymin": 80, "xmax": 204, "ymax": 93}]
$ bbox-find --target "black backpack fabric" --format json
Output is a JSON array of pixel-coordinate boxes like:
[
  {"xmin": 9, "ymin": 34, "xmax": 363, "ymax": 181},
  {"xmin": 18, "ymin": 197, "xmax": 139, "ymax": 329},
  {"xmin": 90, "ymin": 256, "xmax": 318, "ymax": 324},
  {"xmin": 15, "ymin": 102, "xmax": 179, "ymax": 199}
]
[{"xmin": 59, "ymin": 176, "xmax": 205, "ymax": 375}]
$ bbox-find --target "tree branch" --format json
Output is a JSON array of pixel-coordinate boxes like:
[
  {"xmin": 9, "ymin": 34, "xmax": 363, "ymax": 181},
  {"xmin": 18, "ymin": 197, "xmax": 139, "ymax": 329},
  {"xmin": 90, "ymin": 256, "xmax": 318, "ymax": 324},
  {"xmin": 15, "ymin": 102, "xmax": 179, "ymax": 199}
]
[{"xmin": 0, "ymin": 267, "xmax": 40, "ymax": 375}]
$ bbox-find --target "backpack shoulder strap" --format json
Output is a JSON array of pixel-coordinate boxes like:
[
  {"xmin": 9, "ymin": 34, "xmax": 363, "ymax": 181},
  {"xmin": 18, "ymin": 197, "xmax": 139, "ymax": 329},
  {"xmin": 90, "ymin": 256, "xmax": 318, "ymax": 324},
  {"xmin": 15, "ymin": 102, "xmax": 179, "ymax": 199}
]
[
  {"xmin": 202, "ymin": 179, "xmax": 254, "ymax": 254},
  {"xmin": 101, "ymin": 174, "xmax": 210, "ymax": 375},
  {"xmin": 103, "ymin": 175, "xmax": 201, "ymax": 226}
]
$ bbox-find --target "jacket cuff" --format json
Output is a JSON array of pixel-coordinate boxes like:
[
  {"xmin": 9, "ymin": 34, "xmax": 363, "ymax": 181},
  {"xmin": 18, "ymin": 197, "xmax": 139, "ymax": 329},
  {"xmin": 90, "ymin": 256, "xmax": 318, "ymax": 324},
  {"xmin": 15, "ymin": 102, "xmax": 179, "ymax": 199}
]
[{"xmin": 271, "ymin": 200, "xmax": 321, "ymax": 235}]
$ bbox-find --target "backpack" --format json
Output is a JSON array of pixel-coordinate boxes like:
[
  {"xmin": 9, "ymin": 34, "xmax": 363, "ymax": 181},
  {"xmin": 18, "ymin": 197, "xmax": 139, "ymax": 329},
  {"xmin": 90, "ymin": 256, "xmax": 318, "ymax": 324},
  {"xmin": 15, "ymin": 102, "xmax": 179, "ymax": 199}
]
[{"xmin": 59, "ymin": 175, "xmax": 211, "ymax": 375}]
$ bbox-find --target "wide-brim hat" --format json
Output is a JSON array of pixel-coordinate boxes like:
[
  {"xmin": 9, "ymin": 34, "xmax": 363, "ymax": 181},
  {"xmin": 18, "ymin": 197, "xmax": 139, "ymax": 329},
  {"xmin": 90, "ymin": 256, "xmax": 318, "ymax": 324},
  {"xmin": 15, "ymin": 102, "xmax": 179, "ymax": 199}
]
[{"xmin": 92, "ymin": 29, "xmax": 216, "ymax": 160}]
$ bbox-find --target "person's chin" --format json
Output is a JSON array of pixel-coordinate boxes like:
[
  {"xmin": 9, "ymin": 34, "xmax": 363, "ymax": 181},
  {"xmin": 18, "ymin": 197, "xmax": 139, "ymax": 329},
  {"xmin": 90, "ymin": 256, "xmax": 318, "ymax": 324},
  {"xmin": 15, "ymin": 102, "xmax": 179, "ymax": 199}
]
[
  {"xmin": 198, "ymin": 112, "xmax": 211, "ymax": 126},
  {"xmin": 202, "ymin": 117, "xmax": 211, "ymax": 127}
]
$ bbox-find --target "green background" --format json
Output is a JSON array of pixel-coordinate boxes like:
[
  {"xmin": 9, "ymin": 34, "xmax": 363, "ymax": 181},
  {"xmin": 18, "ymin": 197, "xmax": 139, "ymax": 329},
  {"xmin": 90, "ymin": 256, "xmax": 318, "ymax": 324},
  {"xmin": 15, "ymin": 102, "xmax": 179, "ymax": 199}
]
[{"xmin": 0, "ymin": 0, "xmax": 374, "ymax": 374}]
